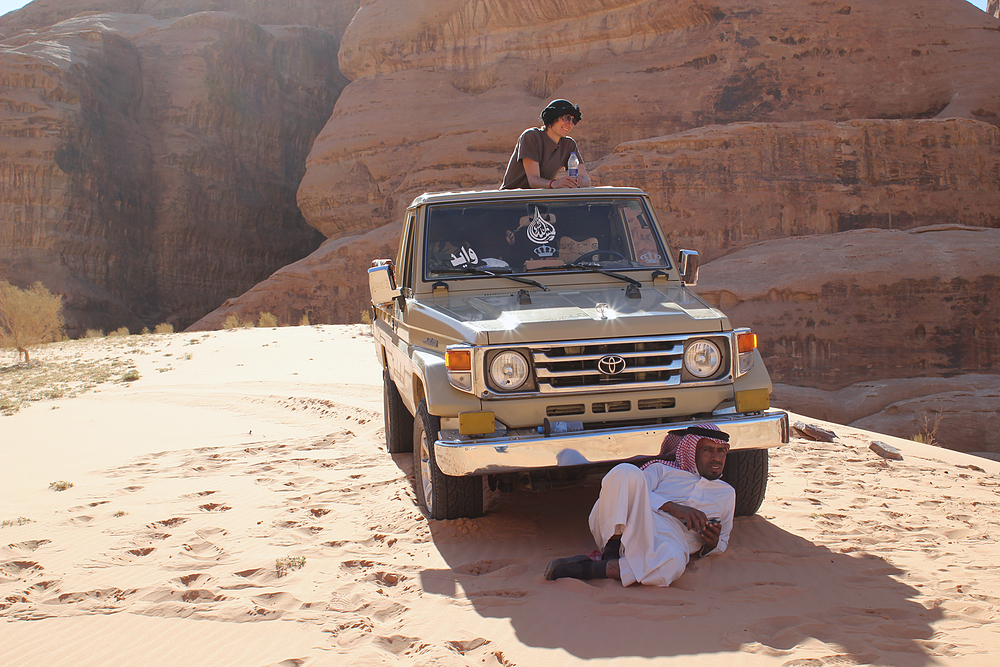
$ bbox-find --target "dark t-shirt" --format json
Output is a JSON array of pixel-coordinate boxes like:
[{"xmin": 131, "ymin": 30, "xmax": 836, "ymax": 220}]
[{"xmin": 500, "ymin": 127, "xmax": 583, "ymax": 189}]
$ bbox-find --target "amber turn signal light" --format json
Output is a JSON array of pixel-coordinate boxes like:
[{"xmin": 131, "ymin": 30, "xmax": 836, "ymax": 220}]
[
  {"xmin": 737, "ymin": 331, "xmax": 757, "ymax": 353},
  {"xmin": 446, "ymin": 349, "xmax": 472, "ymax": 371}
]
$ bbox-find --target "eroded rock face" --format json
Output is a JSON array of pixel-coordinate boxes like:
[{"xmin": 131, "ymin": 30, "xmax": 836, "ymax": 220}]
[
  {"xmin": 189, "ymin": 223, "xmax": 400, "ymax": 330},
  {"xmin": 850, "ymin": 385, "xmax": 1000, "ymax": 455},
  {"xmin": 0, "ymin": 1, "xmax": 359, "ymax": 39},
  {"xmin": 773, "ymin": 375, "xmax": 1000, "ymax": 453},
  {"xmin": 694, "ymin": 226, "xmax": 1000, "ymax": 389},
  {"xmin": 990, "ymin": 1, "xmax": 999, "ymax": 20},
  {"xmin": 593, "ymin": 118, "xmax": 1000, "ymax": 260},
  {"xmin": 0, "ymin": 7, "xmax": 353, "ymax": 333},
  {"xmin": 299, "ymin": 0, "xmax": 1000, "ymax": 238}
]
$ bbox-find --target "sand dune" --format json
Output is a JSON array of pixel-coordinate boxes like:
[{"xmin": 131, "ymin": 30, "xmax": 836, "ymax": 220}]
[{"xmin": 2, "ymin": 325, "xmax": 998, "ymax": 666}]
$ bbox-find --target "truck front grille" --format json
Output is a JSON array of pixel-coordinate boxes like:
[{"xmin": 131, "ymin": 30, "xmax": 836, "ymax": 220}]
[{"xmin": 531, "ymin": 337, "xmax": 692, "ymax": 394}]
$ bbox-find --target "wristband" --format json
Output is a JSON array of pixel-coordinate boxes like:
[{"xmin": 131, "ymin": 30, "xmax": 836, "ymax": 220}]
[{"xmin": 548, "ymin": 179, "xmax": 554, "ymax": 189}]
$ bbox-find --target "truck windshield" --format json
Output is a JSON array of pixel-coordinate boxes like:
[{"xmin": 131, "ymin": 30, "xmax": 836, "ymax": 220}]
[{"xmin": 424, "ymin": 196, "xmax": 670, "ymax": 279}]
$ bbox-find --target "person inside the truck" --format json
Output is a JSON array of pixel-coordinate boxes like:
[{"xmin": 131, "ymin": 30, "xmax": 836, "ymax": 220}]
[
  {"xmin": 500, "ymin": 99, "xmax": 592, "ymax": 190},
  {"xmin": 426, "ymin": 214, "xmax": 509, "ymax": 272},
  {"xmin": 545, "ymin": 424, "xmax": 734, "ymax": 586}
]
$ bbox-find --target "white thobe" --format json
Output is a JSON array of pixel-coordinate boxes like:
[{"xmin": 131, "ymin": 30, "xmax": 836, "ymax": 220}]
[{"xmin": 588, "ymin": 462, "xmax": 735, "ymax": 587}]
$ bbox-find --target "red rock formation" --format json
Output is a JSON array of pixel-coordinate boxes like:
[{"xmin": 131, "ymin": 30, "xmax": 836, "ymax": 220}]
[
  {"xmin": 850, "ymin": 386, "xmax": 1000, "ymax": 455},
  {"xmin": 594, "ymin": 118, "xmax": 1000, "ymax": 261},
  {"xmin": 0, "ymin": 1, "xmax": 358, "ymax": 39},
  {"xmin": 990, "ymin": 1, "xmax": 999, "ymax": 20},
  {"xmin": 695, "ymin": 225, "xmax": 1000, "ymax": 451},
  {"xmin": 299, "ymin": 0, "xmax": 1000, "ymax": 238},
  {"xmin": 772, "ymin": 376, "xmax": 1000, "ymax": 454},
  {"xmin": 190, "ymin": 223, "xmax": 400, "ymax": 330},
  {"xmin": 0, "ymin": 6, "xmax": 355, "ymax": 333},
  {"xmin": 695, "ymin": 226, "xmax": 1000, "ymax": 389}
]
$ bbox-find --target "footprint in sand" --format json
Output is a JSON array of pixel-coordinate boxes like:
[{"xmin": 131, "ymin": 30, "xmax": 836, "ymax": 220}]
[
  {"xmin": 180, "ymin": 538, "xmax": 226, "ymax": 561},
  {"xmin": 457, "ymin": 559, "xmax": 523, "ymax": 576},
  {"xmin": 446, "ymin": 638, "xmax": 515, "ymax": 666},
  {"xmin": 199, "ymin": 503, "xmax": 231, "ymax": 512},
  {"xmin": 147, "ymin": 517, "xmax": 189, "ymax": 529},
  {"xmin": 52, "ymin": 587, "xmax": 137, "ymax": 605},
  {"xmin": 176, "ymin": 573, "xmax": 215, "ymax": 587},
  {"xmin": 3, "ymin": 540, "xmax": 51, "ymax": 556},
  {"xmin": 0, "ymin": 560, "xmax": 43, "ymax": 581}
]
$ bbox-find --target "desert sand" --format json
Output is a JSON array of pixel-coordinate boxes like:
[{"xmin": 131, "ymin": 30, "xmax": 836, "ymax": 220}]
[{"xmin": 2, "ymin": 325, "xmax": 999, "ymax": 666}]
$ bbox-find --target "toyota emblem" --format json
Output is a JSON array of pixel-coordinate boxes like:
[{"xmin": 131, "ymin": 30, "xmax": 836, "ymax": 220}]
[{"xmin": 597, "ymin": 355, "xmax": 627, "ymax": 375}]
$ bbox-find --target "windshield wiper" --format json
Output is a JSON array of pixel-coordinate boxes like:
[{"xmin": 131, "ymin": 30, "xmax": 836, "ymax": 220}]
[
  {"xmin": 432, "ymin": 267, "xmax": 549, "ymax": 291},
  {"xmin": 557, "ymin": 262, "xmax": 642, "ymax": 288}
]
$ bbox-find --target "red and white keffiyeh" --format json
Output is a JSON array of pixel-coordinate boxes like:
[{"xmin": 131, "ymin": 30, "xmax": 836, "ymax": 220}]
[{"xmin": 642, "ymin": 423, "xmax": 730, "ymax": 475}]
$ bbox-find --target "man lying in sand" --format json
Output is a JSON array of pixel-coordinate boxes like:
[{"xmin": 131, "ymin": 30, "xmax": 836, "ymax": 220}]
[{"xmin": 545, "ymin": 424, "xmax": 734, "ymax": 586}]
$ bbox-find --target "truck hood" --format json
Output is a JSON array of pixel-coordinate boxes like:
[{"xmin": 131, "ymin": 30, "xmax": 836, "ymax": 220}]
[{"xmin": 421, "ymin": 286, "xmax": 727, "ymax": 345}]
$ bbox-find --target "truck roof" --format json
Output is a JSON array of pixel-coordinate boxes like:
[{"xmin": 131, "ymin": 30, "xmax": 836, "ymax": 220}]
[{"xmin": 408, "ymin": 186, "xmax": 648, "ymax": 208}]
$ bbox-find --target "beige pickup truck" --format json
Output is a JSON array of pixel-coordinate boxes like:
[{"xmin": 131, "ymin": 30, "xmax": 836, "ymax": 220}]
[{"xmin": 369, "ymin": 187, "xmax": 788, "ymax": 520}]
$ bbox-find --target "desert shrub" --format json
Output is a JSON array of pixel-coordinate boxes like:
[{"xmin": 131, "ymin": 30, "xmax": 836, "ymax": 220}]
[
  {"xmin": 360, "ymin": 309, "xmax": 372, "ymax": 325},
  {"xmin": 0, "ymin": 280, "xmax": 65, "ymax": 364},
  {"xmin": 49, "ymin": 481, "xmax": 74, "ymax": 491},
  {"xmin": 913, "ymin": 412, "xmax": 943, "ymax": 447},
  {"xmin": 276, "ymin": 555, "xmax": 306, "ymax": 577},
  {"xmin": 121, "ymin": 369, "xmax": 140, "ymax": 382},
  {"xmin": 258, "ymin": 312, "xmax": 279, "ymax": 328},
  {"xmin": 153, "ymin": 322, "xmax": 174, "ymax": 334},
  {"xmin": 222, "ymin": 313, "xmax": 254, "ymax": 329},
  {"xmin": 299, "ymin": 313, "xmax": 310, "ymax": 327},
  {"xmin": 83, "ymin": 329, "xmax": 104, "ymax": 339},
  {"xmin": 107, "ymin": 326, "xmax": 130, "ymax": 337},
  {"xmin": 140, "ymin": 327, "xmax": 151, "ymax": 335}
]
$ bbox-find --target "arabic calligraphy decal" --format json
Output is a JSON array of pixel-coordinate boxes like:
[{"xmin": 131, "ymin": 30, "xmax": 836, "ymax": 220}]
[
  {"xmin": 450, "ymin": 245, "xmax": 479, "ymax": 267},
  {"xmin": 526, "ymin": 207, "xmax": 556, "ymax": 244}
]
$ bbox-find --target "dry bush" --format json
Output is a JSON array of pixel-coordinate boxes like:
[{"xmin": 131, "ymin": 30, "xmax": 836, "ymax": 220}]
[
  {"xmin": 83, "ymin": 329, "xmax": 104, "ymax": 338},
  {"xmin": 0, "ymin": 280, "xmax": 65, "ymax": 364},
  {"xmin": 107, "ymin": 326, "xmax": 130, "ymax": 337},
  {"xmin": 299, "ymin": 313, "xmax": 310, "ymax": 327},
  {"xmin": 153, "ymin": 323, "xmax": 174, "ymax": 334},
  {"xmin": 222, "ymin": 313, "xmax": 254, "ymax": 329},
  {"xmin": 360, "ymin": 309, "xmax": 372, "ymax": 325},
  {"xmin": 913, "ymin": 412, "xmax": 943, "ymax": 447},
  {"xmin": 258, "ymin": 312, "xmax": 279, "ymax": 328}
]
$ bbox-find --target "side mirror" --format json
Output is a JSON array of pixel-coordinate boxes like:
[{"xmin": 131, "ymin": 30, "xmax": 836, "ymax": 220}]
[
  {"xmin": 678, "ymin": 250, "xmax": 699, "ymax": 286},
  {"xmin": 369, "ymin": 260, "xmax": 402, "ymax": 304}
]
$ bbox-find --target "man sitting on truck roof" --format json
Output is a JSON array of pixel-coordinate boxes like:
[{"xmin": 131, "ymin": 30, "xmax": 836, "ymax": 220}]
[
  {"xmin": 545, "ymin": 424, "xmax": 734, "ymax": 586},
  {"xmin": 500, "ymin": 99, "xmax": 591, "ymax": 190}
]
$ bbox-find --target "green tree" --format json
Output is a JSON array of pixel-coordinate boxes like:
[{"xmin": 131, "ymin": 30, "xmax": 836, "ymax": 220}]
[{"xmin": 0, "ymin": 280, "xmax": 65, "ymax": 364}]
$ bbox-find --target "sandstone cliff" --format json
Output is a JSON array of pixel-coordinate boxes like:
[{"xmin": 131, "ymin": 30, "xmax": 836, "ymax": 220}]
[
  {"xmin": 198, "ymin": 0, "xmax": 999, "ymax": 452},
  {"xmin": 0, "ymin": 1, "xmax": 359, "ymax": 39},
  {"xmin": 695, "ymin": 225, "xmax": 1000, "ymax": 389},
  {"xmin": 2, "ymin": 1, "xmax": 998, "ymax": 451},
  {"xmin": 593, "ymin": 118, "xmax": 999, "ymax": 261},
  {"xmin": 694, "ymin": 225, "xmax": 1000, "ymax": 451},
  {"xmin": 0, "ymin": 3, "xmax": 356, "ymax": 333},
  {"xmin": 298, "ymin": 0, "xmax": 1000, "ymax": 239}
]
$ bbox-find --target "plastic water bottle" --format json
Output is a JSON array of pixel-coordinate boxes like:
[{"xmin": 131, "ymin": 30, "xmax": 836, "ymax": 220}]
[{"xmin": 567, "ymin": 152, "xmax": 579, "ymax": 179}]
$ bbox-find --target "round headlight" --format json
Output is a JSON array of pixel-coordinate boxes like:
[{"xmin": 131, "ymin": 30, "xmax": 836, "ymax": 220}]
[
  {"xmin": 684, "ymin": 339, "xmax": 722, "ymax": 378},
  {"xmin": 489, "ymin": 351, "xmax": 529, "ymax": 390}
]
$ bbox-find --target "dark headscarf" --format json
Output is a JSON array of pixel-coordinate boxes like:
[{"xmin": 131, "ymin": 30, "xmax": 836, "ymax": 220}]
[{"xmin": 540, "ymin": 99, "xmax": 582, "ymax": 126}]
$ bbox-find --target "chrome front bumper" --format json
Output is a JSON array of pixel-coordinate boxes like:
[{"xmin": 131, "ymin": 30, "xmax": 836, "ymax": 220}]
[{"xmin": 434, "ymin": 410, "xmax": 789, "ymax": 477}]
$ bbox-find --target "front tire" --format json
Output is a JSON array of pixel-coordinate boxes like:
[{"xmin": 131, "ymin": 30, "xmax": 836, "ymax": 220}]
[
  {"xmin": 721, "ymin": 448, "xmax": 768, "ymax": 517},
  {"xmin": 383, "ymin": 369, "xmax": 413, "ymax": 453},
  {"xmin": 412, "ymin": 400, "xmax": 484, "ymax": 520}
]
